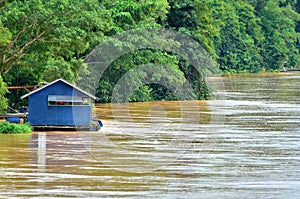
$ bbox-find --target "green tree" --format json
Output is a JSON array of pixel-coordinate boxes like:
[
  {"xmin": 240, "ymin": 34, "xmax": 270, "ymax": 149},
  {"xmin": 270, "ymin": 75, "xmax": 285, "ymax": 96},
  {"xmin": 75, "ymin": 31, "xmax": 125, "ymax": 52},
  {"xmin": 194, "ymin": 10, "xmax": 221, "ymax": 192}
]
[
  {"xmin": 0, "ymin": 0, "xmax": 112, "ymax": 108},
  {"xmin": 248, "ymin": 0, "xmax": 269, "ymax": 12},
  {"xmin": 3, "ymin": 65, "xmax": 41, "ymax": 109},
  {"xmin": 167, "ymin": 0, "xmax": 198, "ymax": 30},
  {"xmin": 103, "ymin": 0, "xmax": 169, "ymax": 32},
  {"xmin": 96, "ymin": 49, "xmax": 187, "ymax": 103},
  {"xmin": 0, "ymin": 20, "xmax": 11, "ymax": 47},
  {"xmin": 167, "ymin": 0, "xmax": 221, "ymax": 57},
  {"xmin": 0, "ymin": 0, "xmax": 112, "ymax": 81},
  {"xmin": 164, "ymin": 0, "xmax": 216, "ymax": 99},
  {"xmin": 193, "ymin": 0, "xmax": 222, "ymax": 57},
  {"xmin": 0, "ymin": 74, "xmax": 8, "ymax": 114},
  {"xmin": 259, "ymin": 0, "xmax": 300, "ymax": 70},
  {"xmin": 93, "ymin": 0, "xmax": 197, "ymax": 102},
  {"xmin": 213, "ymin": 0, "xmax": 263, "ymax": 72}
]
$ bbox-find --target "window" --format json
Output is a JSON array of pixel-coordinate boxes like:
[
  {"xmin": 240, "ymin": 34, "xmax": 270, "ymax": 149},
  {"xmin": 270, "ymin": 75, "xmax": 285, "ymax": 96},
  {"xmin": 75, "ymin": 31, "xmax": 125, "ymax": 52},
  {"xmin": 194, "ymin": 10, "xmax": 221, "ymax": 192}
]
[
  {"xmin": 82, "ymin": 97, "xmax": 90, "ymax": 105},
  {"xmin": 48, "ymin": 95, "xmax": 90, "ymax": 106}
]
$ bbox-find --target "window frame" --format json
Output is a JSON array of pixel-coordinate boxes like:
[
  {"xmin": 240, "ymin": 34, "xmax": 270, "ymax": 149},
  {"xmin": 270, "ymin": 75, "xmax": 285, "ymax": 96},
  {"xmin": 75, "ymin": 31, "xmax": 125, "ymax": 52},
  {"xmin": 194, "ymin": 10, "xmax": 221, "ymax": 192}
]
[{"xmin": 48, "ymin": 95, "xmax": 91, "ymax": 106}]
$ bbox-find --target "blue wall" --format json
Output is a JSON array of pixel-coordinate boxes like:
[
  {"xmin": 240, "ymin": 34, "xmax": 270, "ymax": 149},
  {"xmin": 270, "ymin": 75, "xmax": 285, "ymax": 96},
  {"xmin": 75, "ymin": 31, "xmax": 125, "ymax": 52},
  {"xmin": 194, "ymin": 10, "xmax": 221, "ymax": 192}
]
[{"xmin": 27, "ymin": 81, "xmax": 92, "ymax": 126}]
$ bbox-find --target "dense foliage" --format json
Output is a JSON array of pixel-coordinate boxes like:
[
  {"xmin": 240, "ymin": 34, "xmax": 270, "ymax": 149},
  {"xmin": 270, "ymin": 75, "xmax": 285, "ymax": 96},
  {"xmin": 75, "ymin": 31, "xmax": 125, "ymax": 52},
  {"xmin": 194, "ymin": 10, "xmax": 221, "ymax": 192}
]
[
  {"xmin": 0, "ymin": 0, "xmax": 299, "ymax": 107},
  {"xmin": 0, "ymin": 75, "xmax": 8, "ymax": 114},
  {"xmin": 0, "ymin": 122, "xmax": 32, "ymax": 134}
]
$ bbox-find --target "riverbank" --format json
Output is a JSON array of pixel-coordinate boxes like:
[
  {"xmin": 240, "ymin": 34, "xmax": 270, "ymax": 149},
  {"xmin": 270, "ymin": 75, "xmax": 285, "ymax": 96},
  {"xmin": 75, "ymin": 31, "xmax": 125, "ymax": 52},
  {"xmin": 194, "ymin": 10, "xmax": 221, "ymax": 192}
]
[{"xmin": 216, "ymin": 70, "xmax": 300, "ymax": 78}]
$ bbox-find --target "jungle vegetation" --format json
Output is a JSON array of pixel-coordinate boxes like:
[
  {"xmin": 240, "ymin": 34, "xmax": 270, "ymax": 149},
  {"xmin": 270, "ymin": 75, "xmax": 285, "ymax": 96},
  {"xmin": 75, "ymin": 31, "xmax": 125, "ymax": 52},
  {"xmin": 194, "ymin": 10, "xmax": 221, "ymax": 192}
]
[{"xmin": 0, "ymin": 0, "xmax": 299, "ymax": 110}]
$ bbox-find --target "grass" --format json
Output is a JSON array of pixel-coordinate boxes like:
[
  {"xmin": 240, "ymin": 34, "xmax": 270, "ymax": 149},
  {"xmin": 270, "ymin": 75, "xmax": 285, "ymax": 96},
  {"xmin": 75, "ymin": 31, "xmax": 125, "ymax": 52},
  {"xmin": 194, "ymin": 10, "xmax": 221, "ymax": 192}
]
[{"xmin": 0, "ymin": 122, "xmax": 33, "ymax": 134}]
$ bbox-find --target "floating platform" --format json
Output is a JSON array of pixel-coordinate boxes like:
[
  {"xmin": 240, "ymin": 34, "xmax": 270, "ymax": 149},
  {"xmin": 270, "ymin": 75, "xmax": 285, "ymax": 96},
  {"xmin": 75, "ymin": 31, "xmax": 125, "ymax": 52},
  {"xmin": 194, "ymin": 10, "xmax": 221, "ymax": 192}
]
[
  {"xmin": 0, "ymin": 113, "xmax": 101, "ymax": 131},
  {"xmin": 0, "ymin": 113, "xmax": 27, "ymax": 123},
  {"xmin": 32, "ymin": 124, "xmax": 100, "ymax": 131}
]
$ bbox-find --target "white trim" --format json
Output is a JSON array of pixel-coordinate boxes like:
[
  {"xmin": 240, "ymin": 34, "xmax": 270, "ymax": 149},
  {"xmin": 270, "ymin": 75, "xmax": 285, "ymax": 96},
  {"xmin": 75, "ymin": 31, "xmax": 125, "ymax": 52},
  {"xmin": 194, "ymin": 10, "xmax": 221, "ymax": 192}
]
[{"xmin": 21, "ymin": 79, "xmax": 97, "ymax": 99}]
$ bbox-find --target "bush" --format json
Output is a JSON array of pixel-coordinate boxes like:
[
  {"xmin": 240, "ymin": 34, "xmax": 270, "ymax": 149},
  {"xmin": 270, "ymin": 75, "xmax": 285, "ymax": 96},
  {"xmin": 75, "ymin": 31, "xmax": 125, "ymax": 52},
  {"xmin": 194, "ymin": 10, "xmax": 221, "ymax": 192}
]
[{"xmin": 0, "ymin": 122, "xmax": 32, "ymax": 134}]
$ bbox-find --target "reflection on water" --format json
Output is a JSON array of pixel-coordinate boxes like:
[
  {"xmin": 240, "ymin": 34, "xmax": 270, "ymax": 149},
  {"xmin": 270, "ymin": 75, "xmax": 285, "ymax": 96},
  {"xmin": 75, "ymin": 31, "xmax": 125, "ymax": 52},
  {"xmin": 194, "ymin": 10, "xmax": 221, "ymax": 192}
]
[{"xmin": 0, "ymin": 73, "xmax": 299, "ymax": 198}]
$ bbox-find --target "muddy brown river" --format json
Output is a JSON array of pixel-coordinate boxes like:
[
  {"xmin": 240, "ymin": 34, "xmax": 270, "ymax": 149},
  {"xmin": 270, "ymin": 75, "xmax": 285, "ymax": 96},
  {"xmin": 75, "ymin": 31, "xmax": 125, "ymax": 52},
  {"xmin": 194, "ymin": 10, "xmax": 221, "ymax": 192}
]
[{"xmin": 0, "ymin": 73, "xmax": 299, "ymax": 198}]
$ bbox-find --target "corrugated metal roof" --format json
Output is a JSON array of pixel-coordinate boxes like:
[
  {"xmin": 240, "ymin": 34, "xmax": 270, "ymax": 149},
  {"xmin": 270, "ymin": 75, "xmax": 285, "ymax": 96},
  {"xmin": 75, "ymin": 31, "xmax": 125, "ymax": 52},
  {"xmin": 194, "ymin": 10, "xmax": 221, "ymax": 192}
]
[{"xmin": 21, "ymin": 79, "xmax": 97, "ymax": 99}]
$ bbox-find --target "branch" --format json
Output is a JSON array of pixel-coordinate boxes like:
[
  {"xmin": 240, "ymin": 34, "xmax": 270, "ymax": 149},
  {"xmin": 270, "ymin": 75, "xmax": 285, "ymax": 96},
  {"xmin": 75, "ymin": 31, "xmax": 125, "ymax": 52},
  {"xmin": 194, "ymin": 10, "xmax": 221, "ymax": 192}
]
[
  {"xmin": 4, "ymin": 51, "xmax": 27, "ymax": 74},
  {"xmin": 3, "ymin": 29, "xmax": 47, "ymax": 73},
  {"xmin": 4, "ymin": 62, "xmax": 14, "ymax": 74},
  {"xmin": 37, "ymin": 38, "xmax": 55, "ymax": 43},
  {"xmin": 7, "ymin": 18, "xmax": 29, "ymax": 50}
]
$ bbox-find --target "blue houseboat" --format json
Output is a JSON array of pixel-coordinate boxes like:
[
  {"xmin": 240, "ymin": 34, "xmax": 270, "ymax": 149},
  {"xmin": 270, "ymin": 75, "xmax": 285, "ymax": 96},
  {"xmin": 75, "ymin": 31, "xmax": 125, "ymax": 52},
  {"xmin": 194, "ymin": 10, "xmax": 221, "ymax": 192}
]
[{"xmin": 21, "ymin": 79, "xmax": 98, "ymax": 130}]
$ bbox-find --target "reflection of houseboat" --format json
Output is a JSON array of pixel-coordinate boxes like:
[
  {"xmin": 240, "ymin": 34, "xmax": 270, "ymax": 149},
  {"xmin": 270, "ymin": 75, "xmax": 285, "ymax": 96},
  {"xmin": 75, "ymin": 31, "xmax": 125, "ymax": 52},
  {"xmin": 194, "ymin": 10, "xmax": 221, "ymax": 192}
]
[
  {"xmin": 21, "ymin": 79, "xmax": 101, "ymax": 130},
  {"xmin": 28, "ymin": 132, "xmax": 92, "ymax": 170}
]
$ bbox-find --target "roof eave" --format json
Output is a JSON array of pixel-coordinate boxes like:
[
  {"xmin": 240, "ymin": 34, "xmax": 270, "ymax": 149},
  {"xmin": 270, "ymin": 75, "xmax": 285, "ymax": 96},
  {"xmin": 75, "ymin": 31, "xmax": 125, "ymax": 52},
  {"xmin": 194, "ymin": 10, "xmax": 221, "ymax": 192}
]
[{"xmin": 20, "ymin": 79, "xmax": 97, "ymax": 100}]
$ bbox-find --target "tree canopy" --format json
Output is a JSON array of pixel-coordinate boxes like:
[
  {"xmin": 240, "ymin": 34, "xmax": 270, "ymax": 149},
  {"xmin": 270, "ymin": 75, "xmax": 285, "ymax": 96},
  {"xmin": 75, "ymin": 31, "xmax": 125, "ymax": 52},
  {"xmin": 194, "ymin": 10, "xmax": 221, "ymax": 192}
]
[{"xmin": 0, "ymin": 0, "xmax": 299, "ymax": 110}]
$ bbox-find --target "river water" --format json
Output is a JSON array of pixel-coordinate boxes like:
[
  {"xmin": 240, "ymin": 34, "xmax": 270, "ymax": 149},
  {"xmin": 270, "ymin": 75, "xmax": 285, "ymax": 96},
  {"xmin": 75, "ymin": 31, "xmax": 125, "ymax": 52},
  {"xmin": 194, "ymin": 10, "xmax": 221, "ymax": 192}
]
[{"xmin": 0, "ymin": 73, "xmax": 299, "ymax": 198}]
